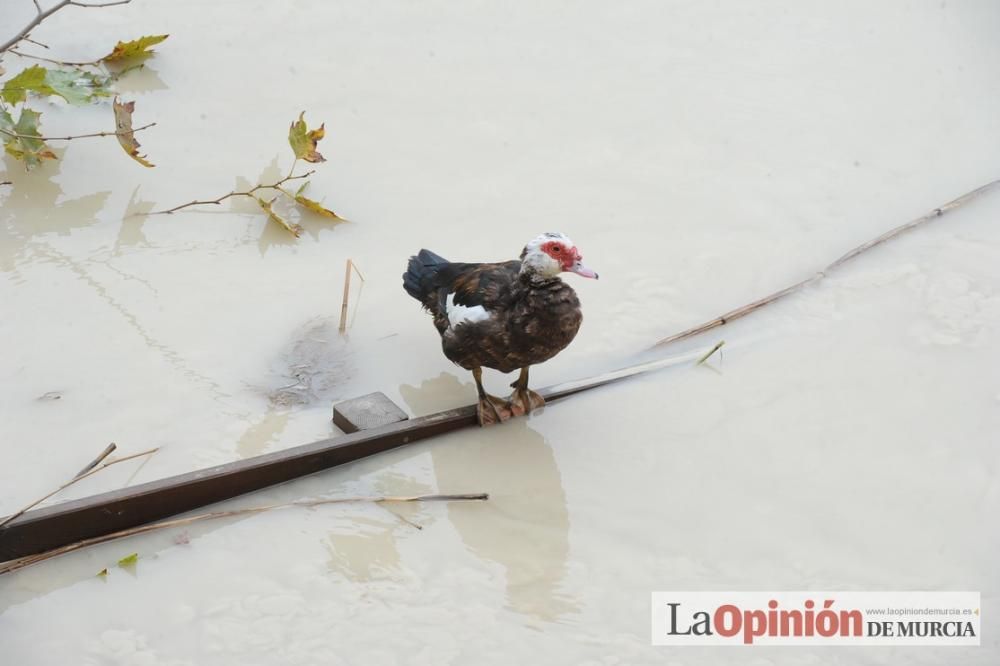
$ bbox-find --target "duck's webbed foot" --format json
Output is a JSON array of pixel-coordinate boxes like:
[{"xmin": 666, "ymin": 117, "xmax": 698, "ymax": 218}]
[
  {"xmin": 507, "ymin": 367, "xmax": 545, "ymax": 417},
  {"xmin": 472, "ymin": 366, "xmax": 512, "ymax": 427},
  {"xmin": 477, "ymin": 393, "xmax": 513, "ymax": 426},
  {"xmin": 507, "ymin": 387, "xmax": 545, "ymax": 417}
]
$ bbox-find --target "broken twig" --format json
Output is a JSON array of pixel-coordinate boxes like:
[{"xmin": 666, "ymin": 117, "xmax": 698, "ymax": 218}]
[
  {"xmin": 0, "ymin": 446, "xmax": 158, "ymax": 530},
  {"xmin": 339, "ymin": 259, "xmax": 365, "ymax": 333},
  {"xmin": 74, "ymin": 443, "xmax": 117, "ymax": 479},
  {"xmin": 696, "ymin": 340, "xmax": 725, "ymax": 365}
]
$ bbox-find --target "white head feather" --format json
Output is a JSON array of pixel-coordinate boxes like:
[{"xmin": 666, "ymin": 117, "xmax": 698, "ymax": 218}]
[{"xmin": 520, "ymin": 232, "xmax": 576, "ymax": 278}]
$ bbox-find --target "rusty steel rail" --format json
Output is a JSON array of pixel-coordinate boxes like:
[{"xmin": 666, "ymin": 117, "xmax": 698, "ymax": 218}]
[{"xmin": 0, "ymin": 350, "xmax": 704, "ymax": 562}]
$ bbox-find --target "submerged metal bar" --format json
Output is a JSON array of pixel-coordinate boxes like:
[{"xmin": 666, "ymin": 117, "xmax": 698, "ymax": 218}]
[{"xmin": 0, "ymin": 349, "xmax": 704, "ymax": 562}]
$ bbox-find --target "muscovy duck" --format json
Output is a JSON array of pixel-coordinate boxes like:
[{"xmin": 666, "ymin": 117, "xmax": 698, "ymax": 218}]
[{"xmin": 403, "ymin": 232, "xmax": 598, "ymax": 425}]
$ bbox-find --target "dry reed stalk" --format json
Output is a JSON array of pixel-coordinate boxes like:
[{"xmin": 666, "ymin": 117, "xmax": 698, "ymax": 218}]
[
  {"xmin": 0, "ymin": 493, "xmax": 488, "ymax": 575},
  {"xmin": 339, "ymin": 259, "xmax": 365, "ymax": 332},
  {"xmin": 654, "ymin": 179, "xmax": 1000, "ymax": 348},
  {"xmin": 0, "ymin": 446, "xmax": 159, "ymax": 530}
]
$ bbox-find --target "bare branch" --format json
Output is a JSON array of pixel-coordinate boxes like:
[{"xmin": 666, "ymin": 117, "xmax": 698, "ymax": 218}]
[
  {"xmin": 0, "ymin": 121, "xmax": 155, "ymax": 142},
  {"xmin": 1, "ymin": 0, "xmax": 132, "ymax": 54},
  {"xmin": 74, "ymin": 442, "xmax": 117, "ymax": 478},
  {"xmin": 21, "ymin": 35, "xmax": 49, "ymax": 49},
  {"xmin": 147, "ymin": 170, "xmax": 315, "ymax": 215},
  {"xmin": 7, "ymin": 47, "xmax": 100, "ymax": 68},
  {"xmin": 653, "ymin": 179, "xmax": 1000, "ymax": 348},
  {"xmin": 68, "ymin": 0, "xmax": 133, "ymax": 6}
]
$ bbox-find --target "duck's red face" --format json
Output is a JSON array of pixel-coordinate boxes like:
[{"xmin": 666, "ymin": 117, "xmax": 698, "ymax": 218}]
[{"xmin": 541, "ymin": 240, "xmax": 599, "ymax": 279}]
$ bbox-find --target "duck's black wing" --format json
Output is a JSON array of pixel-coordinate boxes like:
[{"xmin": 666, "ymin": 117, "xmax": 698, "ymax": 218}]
[{"xmin": 403, "ymin": 250, "xmax": 521, "ymax": 334}]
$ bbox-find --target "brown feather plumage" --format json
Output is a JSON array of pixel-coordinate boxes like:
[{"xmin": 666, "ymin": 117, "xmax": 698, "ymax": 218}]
[{"xmin": 402, "ymin": 251, "xmax": 583, "ymax": 374}]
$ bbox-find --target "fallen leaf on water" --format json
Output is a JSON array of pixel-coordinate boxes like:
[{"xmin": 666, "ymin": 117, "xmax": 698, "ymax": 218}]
[
  {"xmin": 117, "ymin": 553, "xmax": 138, "ymax": 568},
  {"xmin": 288, "ymin": 112, "xmax": 326, "ymax": 163},
  {"xmin": 294, "ymin": 182, "xmax": 344, "ymax": 220},
  {"xmin": 45, "ymin": 69, "xmax": 112, "ymax": 105},
  {"xmin": 102, "ymin": 35, "xmax": 169, "ymax": 64},
  {"xmin": 97, "ymin": 568, "xmax": 108, "ymax": 578},
  {"xmin": 1, "ymin": 107, "xmax": 57, "ymax": 171},
  {"xmin": 256, "ymin": 196, "xmax": 302, "ymax": 237},
  {"xmin": 1, "ymin": 65, "xmax": 47, "ymax": 105},
  {"xmin": 1, "ymin": 65, "xmax": 111, "ymax": 105},
  {"xmin": 112, "ymin": 97, "xmax": 154, "ymax": 167}
]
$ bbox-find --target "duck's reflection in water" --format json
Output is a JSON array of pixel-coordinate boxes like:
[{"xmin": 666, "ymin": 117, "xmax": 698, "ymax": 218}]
[
  {"xmin": 398, "ymin": 372, "xmax": 579, "ymax": 622},
  {"xmin": 325, "ymin": 471, "xmax": 434, "ymax": 581}
]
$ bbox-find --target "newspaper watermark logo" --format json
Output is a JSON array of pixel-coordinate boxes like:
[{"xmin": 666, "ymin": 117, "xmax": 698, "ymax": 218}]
[{"xmin": 651, "ymin": 591, "xmax": 980, "ymax": 646}]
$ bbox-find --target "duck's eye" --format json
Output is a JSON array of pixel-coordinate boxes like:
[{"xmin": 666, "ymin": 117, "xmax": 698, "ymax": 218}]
[{"xmin": 552, "ymin": 246, "xmax": 561, "ymax": 253}]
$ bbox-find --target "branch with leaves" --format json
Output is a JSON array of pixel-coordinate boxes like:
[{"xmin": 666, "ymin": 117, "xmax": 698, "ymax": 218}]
[
  {"xmin": 0, "ymin": 0, "xmax": 167, "ymax": 173},
  {"xmin": 148, "ymin": 112, "xmax": 345, "ymax": 237}
]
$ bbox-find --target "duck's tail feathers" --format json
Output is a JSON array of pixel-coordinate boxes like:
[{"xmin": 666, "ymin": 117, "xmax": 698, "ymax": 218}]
[{"xmin": 403, "ymin": 249, "xmax": 449, "ymax": 305}]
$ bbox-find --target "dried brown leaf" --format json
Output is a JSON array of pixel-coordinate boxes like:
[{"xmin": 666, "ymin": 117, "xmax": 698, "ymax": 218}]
[{"xmin": 112, "ymin": 97, "xmax": 154, "ymax": 167}]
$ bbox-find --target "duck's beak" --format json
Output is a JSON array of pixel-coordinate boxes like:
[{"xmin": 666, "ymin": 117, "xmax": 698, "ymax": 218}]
[{"xmin": 569, "ymin": 260, "xmax": 599, "ymax": 279}]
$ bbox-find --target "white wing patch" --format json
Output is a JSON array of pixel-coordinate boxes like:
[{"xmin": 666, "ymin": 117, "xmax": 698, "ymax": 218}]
[{"xmin": 446, "ymin": 293, "xmax": 491, "ymax": 328}]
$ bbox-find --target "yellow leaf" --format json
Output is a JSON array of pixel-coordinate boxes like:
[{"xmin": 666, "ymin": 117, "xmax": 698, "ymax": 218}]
[
  {"xmin": 288, "ymin": 112, "xmax": 326, "ymax": 163},
  {"xmin": 1, "ymin": 107, "xmax": 57, "ymax": 171},
  {"xmin": 256, "ymin": 196, "xmax": 302, "ymax": 237},
  {"xmin": 295, "ymin": 194, "xmax": 344, "ymax": 220},
  {"xmin": 117, "ymin": 553, "xmax": 138, "ymax": 567},
  {"xmin": 112, "ymin": 97, "xmax": 154, "ymax": 168},
  {"xmin": 293, "ymin": 182, "xmax": 344, "ymax": 220},
  {"xmin": 102, "ymin": 35, "xmax": 169, "ymax": 63}
]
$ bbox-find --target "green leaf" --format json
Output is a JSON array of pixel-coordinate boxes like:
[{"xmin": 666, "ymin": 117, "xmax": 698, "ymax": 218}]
[
  {"xmin": 1, "ymin": 107, "xmax": 57, "ymax": 171},
  {"xmin": 292, "ymin": 182, "xmax": 344, "ymax": 220},
  {"xmin": 45, "ymin": 69, "xmax": 112, "ymax": 105},
  {"xmin": 288, "ymin": 112, "xmax": 326, "ymax": 163},
  {"xmin": 102, "ymin": 35, "xmax": 169, "ymax": 63},
  {"xmin": 117, "ymin": 553, "xmax": 138, "ymax": 567},
  {"xmin": 112, "ymin": 97, "xmax": 154, "ymax": 167},
  {"xmin": 256, "ymin": 196, "xmax": 302, "ymax": 237},
  {"xmin": 1, "ymin": 65, "xmax": 111, "ymax": 105},
  {"xmin": 1, "ymin": 65, "xmax": 47, "ymax": 104}
]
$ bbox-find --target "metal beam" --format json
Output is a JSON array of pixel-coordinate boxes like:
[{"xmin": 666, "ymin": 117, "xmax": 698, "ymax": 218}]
[{"xmin": 0, "ymin": 351, "xmax": 700, "ymax": 562}]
